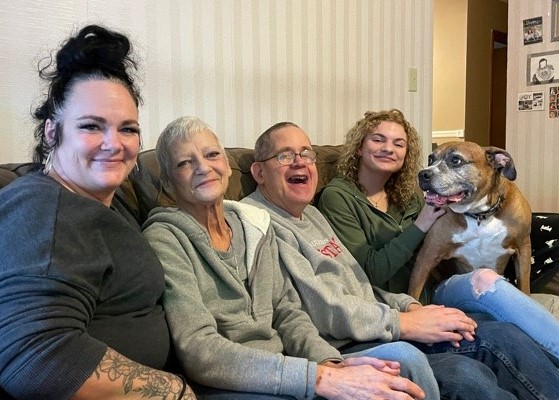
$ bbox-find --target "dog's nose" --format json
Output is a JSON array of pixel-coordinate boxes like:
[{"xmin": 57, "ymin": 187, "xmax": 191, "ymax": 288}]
[{"xmin": 418, "ymin": 169, "xmax": 433, "ymax": 184}]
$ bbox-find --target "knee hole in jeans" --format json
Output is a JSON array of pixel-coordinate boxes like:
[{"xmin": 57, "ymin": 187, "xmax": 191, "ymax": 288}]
[{"xmin": 470, "ymin": 269, "xmax": 504, "ymax": 299}]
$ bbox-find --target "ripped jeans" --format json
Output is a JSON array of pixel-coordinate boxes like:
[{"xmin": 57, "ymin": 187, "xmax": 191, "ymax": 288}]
[{"xmin": 432, "ymin": 269, "xmax": 559, "ymax": 362}]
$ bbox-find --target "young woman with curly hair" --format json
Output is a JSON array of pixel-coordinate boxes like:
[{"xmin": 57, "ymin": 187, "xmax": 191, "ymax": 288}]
[
  {"xmin": 318, "ymin": 109, "xmax": 559, "ymax": 362},
  {"xmin": 319, "ymin": 109, "xmax": 444, "ymax": 296}
]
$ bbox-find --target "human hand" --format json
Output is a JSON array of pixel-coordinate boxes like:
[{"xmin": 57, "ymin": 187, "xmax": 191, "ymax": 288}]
[
  {"xmin": 339, "ymin": 356, "xmax": 401, "ymax": 376},
  {"xmin": 406, "ymin": 303, "xmax": 422, "ymax": 312},
  {"xmin": 414, "ymin": 204, "xmax": 446, "ymax": 233},
  {"xmin": 315, "ymin": 363, "xmax": 425, "ymax": 400},
  {"xmin": 399, "ymin": 304, "xmax": 477, "ymax": 346},
  {"xmin": 321, "ymin": 360, "xmax": 344, "ymax": 368}
]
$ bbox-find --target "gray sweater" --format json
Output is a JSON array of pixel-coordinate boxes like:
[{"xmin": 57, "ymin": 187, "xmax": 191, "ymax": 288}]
[
  {"xmin": 0, "ymin": 173, "xmax": 171, "ymax": 400},
  {"xmin": 242, "ymin": 189, "xmax": 420, "ymax": 348},
  {"xmin": 143, "ymin": 201, "xmax": 342, "ymax": 399}
]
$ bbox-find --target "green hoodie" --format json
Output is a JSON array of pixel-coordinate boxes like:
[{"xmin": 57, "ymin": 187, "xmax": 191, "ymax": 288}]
[{"xmin": 317, "ymin": 177, "xmax": 425, "ymax": 295}]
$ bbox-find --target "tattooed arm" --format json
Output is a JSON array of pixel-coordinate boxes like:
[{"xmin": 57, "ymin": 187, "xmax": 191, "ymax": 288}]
[
  {"xmin": 0, "ymin": 272, "xmax": 196, "ymax": 399},
  {"xmin": 71, "ymin": 348, "xmax": 196, "ymax": 400}
]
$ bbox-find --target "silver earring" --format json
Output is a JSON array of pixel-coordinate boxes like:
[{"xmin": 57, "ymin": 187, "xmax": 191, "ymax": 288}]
[
  {"xmin": 135, "ymin": 162, "xmax": 140, "ymax": 172},
  {"xmin": 43, "ymin": 150, "xmax": 54, "ymax": 175}
]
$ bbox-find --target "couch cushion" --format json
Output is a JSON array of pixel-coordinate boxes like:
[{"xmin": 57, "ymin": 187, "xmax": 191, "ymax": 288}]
[
  {"xmin": 0, "ymin": 163, "xmax": 41, "ymax": 187},
  {"xmin": 314, "ymin": 145, "xmax": 344, "ymax": 195}
]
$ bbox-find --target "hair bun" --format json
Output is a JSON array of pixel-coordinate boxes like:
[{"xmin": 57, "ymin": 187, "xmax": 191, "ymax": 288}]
[{"xmin": 56, "ymin": 25, "xmax": 136, "ymax": 84}]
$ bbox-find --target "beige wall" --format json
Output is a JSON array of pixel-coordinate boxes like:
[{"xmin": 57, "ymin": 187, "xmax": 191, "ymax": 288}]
[
  {"xmin": 433, "ymin": 0, "xmax": 467, "ymax": 133},
  {"xmin": 507, "ymin": 1, "xmax": 559, "ymax": 212},
  {"xmin": 464, "ymin": 0, "xmax": 508, "ymax": 145},
  {"xmin": 0, "ymin": 0, "xmax": 434, "ymax": 164}
]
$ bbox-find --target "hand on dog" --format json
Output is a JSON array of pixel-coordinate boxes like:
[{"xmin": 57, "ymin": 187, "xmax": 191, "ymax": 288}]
[
  {"xmin": 414, "ymin": 204, "xmax": 446, "ymax": 233},
  {"xmin": 400, "ymin": 304, "xmax": 477, "ymax": 347}
]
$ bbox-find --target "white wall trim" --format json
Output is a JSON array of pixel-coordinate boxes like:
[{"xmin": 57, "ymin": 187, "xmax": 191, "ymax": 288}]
[{"xmin": 432, "ymin": 129, "xmax": 464, "ymax": 138}]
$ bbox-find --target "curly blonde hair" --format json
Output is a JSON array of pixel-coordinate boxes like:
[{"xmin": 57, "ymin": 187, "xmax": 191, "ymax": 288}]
[{"xmin": 336, "ymin": 109, "xmax": 421, "ymax": 209}]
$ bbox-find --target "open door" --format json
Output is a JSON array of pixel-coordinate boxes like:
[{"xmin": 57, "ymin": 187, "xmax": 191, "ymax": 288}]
[{"xmin": 490, "ymin": 29, "xmax": 507, "ymax": 149}]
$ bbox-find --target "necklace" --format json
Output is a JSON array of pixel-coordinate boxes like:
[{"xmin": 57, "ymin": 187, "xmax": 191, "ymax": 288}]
[
  {"xmin": 226, "ymin": 224, "xmax": 240, "ymax": 275},
  {"xmin": 368, "ymin": 191, "xmax": 387, "ymax": 208},
  {"xmin": 226, "ymin": 224, "xmax": 233, "ymax": 247},
  {"xmin": 226, "ymin": 222, "xmax": 249, "ymax": 290}
]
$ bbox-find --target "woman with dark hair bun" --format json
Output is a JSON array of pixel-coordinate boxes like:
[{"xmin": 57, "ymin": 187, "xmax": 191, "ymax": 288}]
[
  {"xmin": 0, "ymin": 25, "xmax": 195, "ymax": 399},
  {"xmin": 32, "ymin": 24, "xmax": 142, "ymax": 164}
]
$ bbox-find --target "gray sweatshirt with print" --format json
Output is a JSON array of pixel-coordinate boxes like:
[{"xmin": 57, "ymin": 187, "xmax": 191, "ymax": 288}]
[{"xmin": 242, "ymin": 189, "xmax": 420, "ymax": 349}]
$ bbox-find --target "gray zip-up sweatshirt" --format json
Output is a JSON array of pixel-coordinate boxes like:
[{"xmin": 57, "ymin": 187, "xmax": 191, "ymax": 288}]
[
  {"xmin": 143, "ymin": 201, "xmax": 341, "ymax": 399},
  {"xmin": 242, "ymin": 189, "xmax": 420, "ymax": 349}
]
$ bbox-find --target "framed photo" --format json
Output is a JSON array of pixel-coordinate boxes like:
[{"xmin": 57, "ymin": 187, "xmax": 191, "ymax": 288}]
[
  {"xmin": 549, "ymin": 87, "xmax": 559, "ymax": 118},
  {"xmin": 553, "ymin": 0, "xmax": 559, "ymax": 42},
  {"xmin": 523, "ymin": 17, "xmax": 543, "ymax": 45},
  {"xmin": 527, "ymin": 50, "xmax": 559, "ymax": 85}
]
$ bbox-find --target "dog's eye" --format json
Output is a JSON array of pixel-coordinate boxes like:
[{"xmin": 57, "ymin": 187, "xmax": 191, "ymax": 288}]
[
  {"xmin": 428, "ymin": 154, "xmax": 435, "ymax": 166},
  {"xmin": 450, "ymin": 155, "xmax": 464, "ymax": 166}
]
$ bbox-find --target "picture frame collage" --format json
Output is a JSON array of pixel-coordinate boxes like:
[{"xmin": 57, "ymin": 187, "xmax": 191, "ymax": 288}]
[{"xmin": 522, "ymin": 2, "xmax": 559, "ymax": 118}]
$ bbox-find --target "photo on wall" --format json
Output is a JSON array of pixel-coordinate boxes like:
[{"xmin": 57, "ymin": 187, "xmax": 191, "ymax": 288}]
[
  {"xmin": 518, "ymin": 91, "xmax": 544, "ymax": 111},
  {"xmin": 524, "ymin": 16, "xmax": 543, "ymax": 45},
  {"xmin": 527, "ymin": 51, "xmax": 559, "ymax": 85},
  {"xmin": 549, "ymin": 87, "xmax": 558, "ymax": 118}
]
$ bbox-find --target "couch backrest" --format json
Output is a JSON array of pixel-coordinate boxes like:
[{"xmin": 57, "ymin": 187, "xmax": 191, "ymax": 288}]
[{"xmin": 0, "ymin": 145, "xmax": 342, "ymax": 224}]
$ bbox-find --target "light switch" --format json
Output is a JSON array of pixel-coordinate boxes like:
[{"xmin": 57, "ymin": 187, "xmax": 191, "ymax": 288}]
[{"xmin": 408, "ymin": 68, "xmax": 418, "ymax": 92}]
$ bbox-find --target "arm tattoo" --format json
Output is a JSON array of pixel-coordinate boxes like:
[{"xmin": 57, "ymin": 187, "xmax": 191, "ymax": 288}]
[{"xmin": 94, "ymin": 348, "xmax": 196, "ymax": 399}]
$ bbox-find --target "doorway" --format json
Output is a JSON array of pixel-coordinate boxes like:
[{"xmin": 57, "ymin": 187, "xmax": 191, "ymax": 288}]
[{"xmin": 490, "ymin": 29, "xmax": 507, "ymax": 149}]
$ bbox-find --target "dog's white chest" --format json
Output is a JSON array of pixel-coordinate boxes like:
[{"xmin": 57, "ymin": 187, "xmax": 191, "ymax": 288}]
[{"xmin": 452, "ymin": 217, "xmax": 513, "ymax": 269}]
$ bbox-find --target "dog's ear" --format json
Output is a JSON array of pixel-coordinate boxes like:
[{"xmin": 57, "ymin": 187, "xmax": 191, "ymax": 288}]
[{"xmin": 484, "ymin": 146, "xmax": 517, "ymax": 181}]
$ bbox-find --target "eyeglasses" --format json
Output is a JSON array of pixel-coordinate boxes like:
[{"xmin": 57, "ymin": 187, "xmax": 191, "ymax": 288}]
[{"xmin": 259, "ymin": 149, "xmax": 318, "ymax": 165}]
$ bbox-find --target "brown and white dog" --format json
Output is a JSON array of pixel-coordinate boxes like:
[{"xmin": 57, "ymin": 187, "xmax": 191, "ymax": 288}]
[{"xmin": 407, "ymin": 141, "xmax": 532, "ymax": 300}]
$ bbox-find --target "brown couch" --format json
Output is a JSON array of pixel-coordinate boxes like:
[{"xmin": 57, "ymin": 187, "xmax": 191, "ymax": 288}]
[
  {"xmin": 0, "ymin": 145, "xmax": 343, "ymax": 225},
  {"xmin": 2, "ymin": 145, "xmax": 558, "ymax": 293}
]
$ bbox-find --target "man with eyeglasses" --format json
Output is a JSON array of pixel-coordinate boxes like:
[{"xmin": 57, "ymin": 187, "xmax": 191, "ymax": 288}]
[
  {"xmin": 242, "ymin": 121, "xmax": 559, "ymax": 400},
  {"xmin": 246, "ymin": 122, "xmax": 321, "ymax": 218}
]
